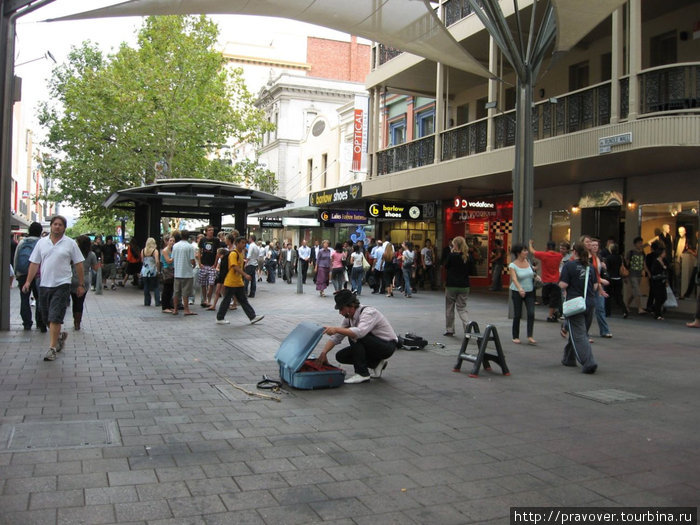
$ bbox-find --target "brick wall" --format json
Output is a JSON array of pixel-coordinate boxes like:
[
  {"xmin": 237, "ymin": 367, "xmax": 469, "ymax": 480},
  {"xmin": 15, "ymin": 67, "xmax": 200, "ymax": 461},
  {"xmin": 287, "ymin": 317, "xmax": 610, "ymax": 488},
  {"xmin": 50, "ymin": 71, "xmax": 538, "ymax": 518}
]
[{"xmin": 307, "ymin": 36, "xmax": 370, "ymax": 82}]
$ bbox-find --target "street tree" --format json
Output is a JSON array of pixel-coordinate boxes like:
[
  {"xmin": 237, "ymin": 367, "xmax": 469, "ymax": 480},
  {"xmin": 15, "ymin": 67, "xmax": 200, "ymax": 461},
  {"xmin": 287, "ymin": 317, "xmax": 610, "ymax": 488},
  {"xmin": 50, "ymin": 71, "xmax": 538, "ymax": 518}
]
[{"xmin": 38, "ymin": 15, "xmax": 276, "ymax": 221}]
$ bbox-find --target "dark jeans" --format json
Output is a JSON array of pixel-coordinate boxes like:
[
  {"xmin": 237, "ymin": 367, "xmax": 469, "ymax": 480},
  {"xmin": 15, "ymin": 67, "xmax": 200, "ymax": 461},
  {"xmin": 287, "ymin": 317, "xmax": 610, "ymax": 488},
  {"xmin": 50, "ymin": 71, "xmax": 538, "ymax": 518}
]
[
  {"xmin": 605, "ymin": 278, "xmax": 628, "ymax": 316},
  {"xmin": 267, "ymin": 261, "xmax": 277, "ymax": 283},
  {"xmin": 142, "ymin": 275, "xmax": 160, "ymax": 306},
  {"xmin": 490, "ymin": 263, "xmax": 503, "ymax": 290},
  {"xmin": 336, "ymin": 334, "xmax": 396, "ymax": 376},
  {"xmin": 301, "ymin": 259, "xmax": 310, "ymax": 284},
  {"xmin": 651, "ymin": 281, "xmax": 667, "ymax": 317},
  {"xmin": 511, "ymin": 289, "xmax": 535, "ymax": 338},
  {"xmin": 161, "ymin": 279, "xmax": 174, "ymax": 310},
  {"xmin": 244, "ymin": 265, "xmax": 257, "ymax": 296},
  {"xmin": 16, "ymin": 274, "xmax": 44, "ymax": 329},
  {"xmin": 217, "ymin": 286, "xmax": 256, "ymax": 321}
]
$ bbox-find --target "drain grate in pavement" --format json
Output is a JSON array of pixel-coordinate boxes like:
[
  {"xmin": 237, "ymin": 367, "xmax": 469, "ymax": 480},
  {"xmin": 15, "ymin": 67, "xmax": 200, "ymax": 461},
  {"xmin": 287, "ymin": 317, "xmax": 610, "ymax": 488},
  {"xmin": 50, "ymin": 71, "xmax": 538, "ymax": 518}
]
[
  {"xmin": 214, "ymin": 383, "xmax": 293, "ymax": 401},
  {"xmin": 0, "ymin": 420, "xmax": 121, "ymax": 451},
  {"xmin": 567, "ymin": 389, "xmax": 648, "ymax": 405}
]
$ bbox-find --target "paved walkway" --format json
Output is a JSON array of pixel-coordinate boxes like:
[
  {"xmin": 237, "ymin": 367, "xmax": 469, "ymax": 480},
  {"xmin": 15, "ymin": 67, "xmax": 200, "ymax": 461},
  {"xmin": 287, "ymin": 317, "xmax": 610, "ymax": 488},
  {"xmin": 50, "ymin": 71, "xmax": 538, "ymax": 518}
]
[{"xmin": 1, "ymin": 279, "xmax": 699, "ymax": 524}]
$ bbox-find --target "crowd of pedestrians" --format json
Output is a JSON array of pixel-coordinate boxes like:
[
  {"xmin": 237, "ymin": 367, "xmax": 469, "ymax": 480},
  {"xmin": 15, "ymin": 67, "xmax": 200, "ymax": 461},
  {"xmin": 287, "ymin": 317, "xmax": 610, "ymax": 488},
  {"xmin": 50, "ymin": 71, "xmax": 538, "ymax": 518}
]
[{"xmin": 8, "ymin": 220, "xmax": 699, "ymax": 368}]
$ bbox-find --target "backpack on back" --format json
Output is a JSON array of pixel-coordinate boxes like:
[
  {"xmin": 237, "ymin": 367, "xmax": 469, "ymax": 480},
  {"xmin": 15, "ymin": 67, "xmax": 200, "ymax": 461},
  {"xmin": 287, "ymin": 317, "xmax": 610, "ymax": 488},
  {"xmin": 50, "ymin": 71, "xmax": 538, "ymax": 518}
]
[{"xmin": 15, "ymin": 238, "xmax": 38, "ymax": 275}]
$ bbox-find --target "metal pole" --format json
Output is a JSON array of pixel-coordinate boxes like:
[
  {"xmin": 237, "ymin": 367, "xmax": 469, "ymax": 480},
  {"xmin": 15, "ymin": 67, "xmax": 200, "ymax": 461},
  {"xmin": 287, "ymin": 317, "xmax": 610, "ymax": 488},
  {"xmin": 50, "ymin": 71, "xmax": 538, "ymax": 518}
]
[
  {"xmin": 512, "ymin": 69, "xmax": 534, "ymax": 247},
  {"xmin": 296, "ymin": 254, "xmax": 303, "ymax": 294}
]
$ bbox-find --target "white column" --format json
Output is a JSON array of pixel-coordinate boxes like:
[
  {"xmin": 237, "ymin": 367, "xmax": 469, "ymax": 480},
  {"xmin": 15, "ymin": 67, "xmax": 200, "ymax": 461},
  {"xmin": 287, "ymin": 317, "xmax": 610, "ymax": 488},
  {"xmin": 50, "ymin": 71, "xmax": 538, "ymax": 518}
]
[
  {"xmin": 370, "ymin": 87, "xmax": 380, "ymax": 179},
  {"xmin": 486, "ymin": 36, "xmax": 498, "ymax": 151},
  {"xmin": 627, "ymin": 0, "xmax": 642, "ymax": 120},
  {"xmin": 434, "ymin": 62, "xmax": 444, "ymax": 164},
  {"xmin": 610, "ymin": 7, "xmax": 623, "ymax": 124}
]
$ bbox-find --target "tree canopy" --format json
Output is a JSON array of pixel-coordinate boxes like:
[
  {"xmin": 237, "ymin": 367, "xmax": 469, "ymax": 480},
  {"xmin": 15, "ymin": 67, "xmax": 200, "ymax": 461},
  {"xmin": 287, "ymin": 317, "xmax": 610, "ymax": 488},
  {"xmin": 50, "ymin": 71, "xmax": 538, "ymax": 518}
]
[{"xmin": 39, "ymin": 15, "xmax": 276, "ymax": 222}]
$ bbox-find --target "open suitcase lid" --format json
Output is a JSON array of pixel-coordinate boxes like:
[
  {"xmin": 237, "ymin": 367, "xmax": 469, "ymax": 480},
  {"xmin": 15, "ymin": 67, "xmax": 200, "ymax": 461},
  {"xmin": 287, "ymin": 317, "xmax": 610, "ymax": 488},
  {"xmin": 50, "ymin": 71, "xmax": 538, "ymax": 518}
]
[{"xmin": 274, "ymin": 321, "xmax": 326, "ymax": 373}]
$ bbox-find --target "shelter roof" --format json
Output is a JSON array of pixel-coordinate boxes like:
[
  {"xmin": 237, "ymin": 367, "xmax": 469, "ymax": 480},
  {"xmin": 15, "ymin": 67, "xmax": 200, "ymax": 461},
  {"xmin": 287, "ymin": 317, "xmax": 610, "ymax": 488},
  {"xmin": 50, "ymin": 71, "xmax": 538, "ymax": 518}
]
[{"xmin": 102, "ymin": 178, "xmax": 289, "ymax": 216}]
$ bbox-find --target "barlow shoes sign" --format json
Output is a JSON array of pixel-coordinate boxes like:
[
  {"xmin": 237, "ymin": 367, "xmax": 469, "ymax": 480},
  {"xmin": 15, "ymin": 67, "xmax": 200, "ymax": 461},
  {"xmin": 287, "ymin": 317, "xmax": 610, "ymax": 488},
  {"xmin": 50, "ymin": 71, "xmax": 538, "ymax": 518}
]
[{"xmin": 309, "ymin": 183, "xmax": 362, "ymax": 207}]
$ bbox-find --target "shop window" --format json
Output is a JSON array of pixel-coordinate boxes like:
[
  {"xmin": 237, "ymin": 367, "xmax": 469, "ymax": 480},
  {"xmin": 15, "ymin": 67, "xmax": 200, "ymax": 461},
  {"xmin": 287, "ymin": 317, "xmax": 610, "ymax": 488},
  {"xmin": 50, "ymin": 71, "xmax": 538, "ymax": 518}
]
[
  {"xmin": 650, "ymin": 31, "xmax": 677, "ymax": 67},
  {"xmin": 389, "ymin": 119, "xmax": 406, "ymax": 146},
  {"xmin": 307, "ymin": 158, "xmax": 313, "ymax": 192},
  {"xmin": 416, "ymin": 108, "xmax": 435, "ymax": 138},
  {"xmin": 569, "ymin": 60, "xmax": 589, "ymax": 91},
  {"xmin": 321, "ymin": 154, "xmax": 327, "ymax": 189}
]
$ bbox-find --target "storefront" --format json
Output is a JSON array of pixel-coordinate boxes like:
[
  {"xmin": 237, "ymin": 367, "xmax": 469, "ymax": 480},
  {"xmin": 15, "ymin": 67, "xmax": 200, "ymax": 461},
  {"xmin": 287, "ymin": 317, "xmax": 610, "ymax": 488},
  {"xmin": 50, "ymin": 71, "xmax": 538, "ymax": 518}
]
[
  {"xmin": 366, "ymin": 200, "xmax": 437, "ymax": 249},
  {"xmin": 444, "ymin": 196, "xmax": 513, "ymax": 287},
  {"xmin": 639, "ymin": 200, "xmax": 698, "ymax": 298}
]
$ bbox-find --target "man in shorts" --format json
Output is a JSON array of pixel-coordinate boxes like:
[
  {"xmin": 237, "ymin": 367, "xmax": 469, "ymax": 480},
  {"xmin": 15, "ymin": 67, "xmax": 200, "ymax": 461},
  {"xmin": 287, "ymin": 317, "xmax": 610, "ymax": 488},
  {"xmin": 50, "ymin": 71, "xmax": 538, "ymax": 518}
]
[
  {"xmin": 101, "ymin": 235, "xmax": 119, "ymax": 289},
  {"xmin": 198, "ymin": 225, "xmax": 220, "ymax": 307},
  {"xmin": 172, "ymin": 230, "xmax": 197, "ymax": 316},
  {"xmin": 22, "ymin": 215, "xmax": 85, "ymax": 361}
]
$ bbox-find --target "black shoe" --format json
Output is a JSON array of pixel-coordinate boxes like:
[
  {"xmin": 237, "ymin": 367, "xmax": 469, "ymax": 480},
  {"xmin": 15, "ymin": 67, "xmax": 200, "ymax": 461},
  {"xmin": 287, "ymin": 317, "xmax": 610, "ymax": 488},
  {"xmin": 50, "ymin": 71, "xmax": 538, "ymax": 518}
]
[
  {"xmin": 24, "ymin": 325, "xmax": 32, "ymax": 331},
  {"xmin": 38, "ymin": 325, "xmax": 47, "ymax": 333},
  {"xmin": 546, "ymin": 316, "xmax": 558, "ymax": 322},
  {"xmin": 561, "ymin": 360, "xmax": 577, "ymax": 367},
  {"xmin": 582, "ymin": 364, "xmax": 598, "ymax": 374}
]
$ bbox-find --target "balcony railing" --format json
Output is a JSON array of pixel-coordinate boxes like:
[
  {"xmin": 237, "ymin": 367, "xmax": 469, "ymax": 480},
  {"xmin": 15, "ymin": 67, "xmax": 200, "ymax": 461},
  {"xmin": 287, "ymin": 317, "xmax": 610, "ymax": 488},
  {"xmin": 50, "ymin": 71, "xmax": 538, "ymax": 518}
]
[
  {"xmin": 377, "ymin": 44, "xmax": 404, "ymax": 66},
  {"xmin": 377, "ymin": 135, "xmax": 435, "ymax": 176},
  {"xmin": 375, "ymin": 63, "xmax": 700, "ymax": 175},
  {"xmin": 639, "ymin": 63, "xmax": 700, "ymax": 114},
  {"xmin": 441, "ymin": 118, "xmax": 487, "ymax": 160},
  {"xmin": 444, "ymin": 0, "xmax": 475, "ymax": 26}
]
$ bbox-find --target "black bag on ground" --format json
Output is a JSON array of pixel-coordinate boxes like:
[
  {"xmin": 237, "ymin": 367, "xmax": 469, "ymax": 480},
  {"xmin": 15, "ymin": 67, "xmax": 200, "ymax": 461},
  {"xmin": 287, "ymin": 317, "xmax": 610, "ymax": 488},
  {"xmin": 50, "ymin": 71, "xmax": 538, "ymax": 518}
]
[{"xmin": 398, "ymin": 332, "xmax": 428, "ymax": 350}]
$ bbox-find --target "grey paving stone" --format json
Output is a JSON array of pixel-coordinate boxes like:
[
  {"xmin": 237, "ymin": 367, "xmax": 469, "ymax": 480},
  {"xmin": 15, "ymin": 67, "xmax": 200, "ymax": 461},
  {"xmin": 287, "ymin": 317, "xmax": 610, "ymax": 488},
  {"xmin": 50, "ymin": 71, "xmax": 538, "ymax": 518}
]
[
  {"xmin": 136, "ymin": 481, "xmax": 190, "ymax": 501},
  {"xmin": 309, "ymin": 497, "xmax": 372, "ymax": 521},
  {"xmin": 85, "ymin": 485, "xmax": 139, "ymax": 505},
  {"xmin": 115, "ymin": 499, "xmax": 172, "ymax": 521},
  {"xmin": 270, "ymin": 485, "xmax": 329, "ymax": 506},
  {"xmin": 257, "ymin": 503, "xmax": 321, "ymax": 525},
  {"xmin": 234, "ymin": 472, "xmax": 290, "ymax": 491},
  {"xmin": 0, "ymin": 492, "xmax": 30, "ymax": 512},
  {"xmin": 156, "ymin": 465, "xmax": 208, "ymax": 482},
  {"xmin": 203, "ymin": 509, "xmax": 265, "ymax": 525},
  {"xmin": 220, "ymin": 490, "xmax": 277, "ymax": 511},
  {"xmin": 82, "ymin": 457, "xmax": 130, "ymax": 473},
  {"xmin": 186, "ymin": 477, "xmax": 240, "ymax": 496},
  {"xmin": 168, "ymin": 494, "xmax": 227, "ymax": 517},
  {"xmin": 56, "ymin": 504, "xmax": 115, "ymax": 525},
  {"xmin": 108, "ymin": 469, "xmax": 158, "ymax": 486},
  {"xmin": 0, "ymin": 508, "xmax": 57, "ymax": 525},
  {"xmin": 32, "ymin": 460, "xmax": 82, "ymax": 476},
  {"xmin": 2, "ymin": 475, "xmax": 56, "ymax": 494},
  {"xmin": 29, "ymin": 488, "xmax": 84, "ymax": 510}
]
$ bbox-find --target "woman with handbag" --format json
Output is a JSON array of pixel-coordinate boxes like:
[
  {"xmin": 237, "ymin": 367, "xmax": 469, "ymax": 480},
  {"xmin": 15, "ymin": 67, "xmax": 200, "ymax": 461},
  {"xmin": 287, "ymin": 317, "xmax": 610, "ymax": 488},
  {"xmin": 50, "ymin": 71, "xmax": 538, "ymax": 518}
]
[
  {"xmin": 140, "ymin": 237, "xmax": 160, "ymax": 307},
  {"xmin": 160, "ymin": 236, "xmax": 175, "ymax": 313},
  {"xmin": 508, "ymin": 243, "xmax": 539, "ymax": 345},
  {"xmin": 559, "ymin": 242, "xmax": 598, "ymax": 374}
]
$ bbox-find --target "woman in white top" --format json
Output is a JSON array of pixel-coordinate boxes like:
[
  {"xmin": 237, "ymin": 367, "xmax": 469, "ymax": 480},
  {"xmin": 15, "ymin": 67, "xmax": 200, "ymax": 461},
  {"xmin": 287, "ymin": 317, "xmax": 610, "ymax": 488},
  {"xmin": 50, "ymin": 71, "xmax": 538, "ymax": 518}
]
[
  {"xmin": 349, "ymin": 244, "xmax": 366, "ymax": 296},
  {"xmin": 140, "ymin": 237, "xmax": 161, "ymax": 307}
]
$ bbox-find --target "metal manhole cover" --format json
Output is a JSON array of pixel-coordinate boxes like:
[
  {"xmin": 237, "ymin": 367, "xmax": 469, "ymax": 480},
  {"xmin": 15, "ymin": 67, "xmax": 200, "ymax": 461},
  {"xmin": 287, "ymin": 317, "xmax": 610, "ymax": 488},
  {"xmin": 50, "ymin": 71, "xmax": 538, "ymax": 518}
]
[
  {"xmin": 0, "ymin": 420, "xmax": 121, "ymax": 451},
  {"xmin": 567, "ymin": 389, "xmax": 648, "ymax": 404}
]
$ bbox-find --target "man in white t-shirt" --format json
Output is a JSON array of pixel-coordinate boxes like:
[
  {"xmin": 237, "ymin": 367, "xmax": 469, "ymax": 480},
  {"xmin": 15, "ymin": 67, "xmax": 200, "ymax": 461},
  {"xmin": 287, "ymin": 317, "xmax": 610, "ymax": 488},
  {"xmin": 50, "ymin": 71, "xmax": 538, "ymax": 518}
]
[
  {"xmin": 245, "ymin": 234, "xmax": 260, "ymax": 297},
  {"xmin": 172, "ymin": 230, "xmax": 197, "ymax": 316},
  {"xmin": 22, "ymin": 215, "xmax": 85, "ymax": 362}
]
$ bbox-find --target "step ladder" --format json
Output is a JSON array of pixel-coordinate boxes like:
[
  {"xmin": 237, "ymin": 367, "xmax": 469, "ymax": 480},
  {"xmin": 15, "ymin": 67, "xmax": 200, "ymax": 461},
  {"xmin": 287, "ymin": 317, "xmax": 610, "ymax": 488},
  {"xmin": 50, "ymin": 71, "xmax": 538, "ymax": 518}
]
[{"xmin": 452, "ymin": 321, "xmax": 510, "ymax": 378}]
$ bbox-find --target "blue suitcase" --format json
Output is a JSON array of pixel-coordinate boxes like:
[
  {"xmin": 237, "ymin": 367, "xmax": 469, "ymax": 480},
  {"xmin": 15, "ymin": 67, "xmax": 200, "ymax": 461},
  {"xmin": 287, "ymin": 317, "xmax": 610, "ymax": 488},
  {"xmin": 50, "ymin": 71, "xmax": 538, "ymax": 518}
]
[{"xmin": 275, "ymin": 321, "xmax": 345, "ymax": 389}]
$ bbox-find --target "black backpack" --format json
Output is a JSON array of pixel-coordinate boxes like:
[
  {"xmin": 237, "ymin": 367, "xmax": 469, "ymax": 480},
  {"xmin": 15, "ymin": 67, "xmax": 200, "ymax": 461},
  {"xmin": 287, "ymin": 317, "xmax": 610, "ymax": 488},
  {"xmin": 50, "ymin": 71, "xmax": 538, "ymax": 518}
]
[
  {"xmin": 397, "ymin": 332, "xmax": 428, "ymax": 350},
  {"xmin": 15, "ymin": 238, "xmax": 38, "ymax": 275}
]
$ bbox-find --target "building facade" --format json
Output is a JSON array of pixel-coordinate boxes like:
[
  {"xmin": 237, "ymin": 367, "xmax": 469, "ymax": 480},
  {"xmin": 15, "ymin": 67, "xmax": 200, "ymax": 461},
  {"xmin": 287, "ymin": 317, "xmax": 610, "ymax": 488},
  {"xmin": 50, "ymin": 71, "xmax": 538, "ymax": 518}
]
[{"xmin": 361, "ymin": 0, "xmax": 699, "ymax": 291}]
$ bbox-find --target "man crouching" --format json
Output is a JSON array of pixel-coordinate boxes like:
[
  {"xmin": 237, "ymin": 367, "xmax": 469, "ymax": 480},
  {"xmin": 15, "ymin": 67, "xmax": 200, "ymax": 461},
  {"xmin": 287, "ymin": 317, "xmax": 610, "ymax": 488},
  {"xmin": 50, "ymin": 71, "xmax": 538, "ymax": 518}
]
[{"xmin": 316, "ymin": 290, "xmax": 397, "ymax": 384}]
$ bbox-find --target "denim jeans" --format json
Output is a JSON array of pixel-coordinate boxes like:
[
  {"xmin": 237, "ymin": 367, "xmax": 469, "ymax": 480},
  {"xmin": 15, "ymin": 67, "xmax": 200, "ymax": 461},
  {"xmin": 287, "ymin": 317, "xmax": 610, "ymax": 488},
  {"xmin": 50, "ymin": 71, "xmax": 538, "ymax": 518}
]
[
  {"xmin": 244, "ymin": 265, "xmax": 257, "ymax": 296},
  {"xmin": 511, "ymin": 289, "xmax": 535, "ymax": 338},
  {"xmin": 350, "ymin": 267, "xmax": 364, "ymax": 295},
  {"xmin": 16, "ymin": 274, "xmax": 44, "ymax": 329},
  {"xmin": 402, "ymin": 266, "xmax": 413, "ymax": 296},
  {"xmin": 217, "ymin": 286, "xmax": 256, "ymax": 321},
  {"xmin": 594, "ymin": 293, "xmax": 611, "ymax": 335}
]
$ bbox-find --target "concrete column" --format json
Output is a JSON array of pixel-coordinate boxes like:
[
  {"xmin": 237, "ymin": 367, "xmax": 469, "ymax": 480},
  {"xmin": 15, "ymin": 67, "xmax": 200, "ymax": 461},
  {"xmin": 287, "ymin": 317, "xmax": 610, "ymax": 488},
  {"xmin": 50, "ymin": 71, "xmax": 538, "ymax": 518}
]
[
  {"xmin": 406, "ymin": 98, "xmax": 414, "ymax": 142},
  {"xmin": 627, "ymin": 0, "xmax": 642, "ymax": 120},
  {"xmin": 486, "ymin": 36, "xmax": 498, "ymax": 151},
  {"xmin": 434, "ymin": 62, "xmax": 444, "ymax": 164},
  {"xmin": 610, "ymin": 7, "xmax": 623, "ymax": 124}
]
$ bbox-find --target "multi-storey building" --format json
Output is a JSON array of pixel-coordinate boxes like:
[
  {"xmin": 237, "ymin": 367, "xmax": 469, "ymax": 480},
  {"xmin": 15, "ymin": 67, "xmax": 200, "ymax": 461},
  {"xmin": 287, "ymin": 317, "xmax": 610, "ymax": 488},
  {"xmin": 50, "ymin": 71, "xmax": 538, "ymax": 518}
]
[
  {"xmin": 252, "ymin": 36, "xmax": 371, "ymax": 245},
  {"xmin": 360, "ymin": 0, "xmax": 698, "ymax": 293}
]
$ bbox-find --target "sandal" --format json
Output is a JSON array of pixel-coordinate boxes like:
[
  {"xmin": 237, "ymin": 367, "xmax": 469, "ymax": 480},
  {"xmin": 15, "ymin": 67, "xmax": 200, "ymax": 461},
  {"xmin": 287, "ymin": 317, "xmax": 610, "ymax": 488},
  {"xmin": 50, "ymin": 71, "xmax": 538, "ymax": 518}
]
[
  {"xmin": 512, "ymin": 338, "xmax": 521, "ymax": 344},
  {"xmin": 527, "ymin": 338, "xmax": 537, "ymax": 345}
]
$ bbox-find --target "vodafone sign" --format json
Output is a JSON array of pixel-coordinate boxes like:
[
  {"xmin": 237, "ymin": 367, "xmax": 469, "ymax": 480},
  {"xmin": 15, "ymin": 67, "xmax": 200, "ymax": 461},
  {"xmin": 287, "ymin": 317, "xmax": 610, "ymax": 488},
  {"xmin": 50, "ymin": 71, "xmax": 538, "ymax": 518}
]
[{"xmin": 453, "ymin": 197, "xmax": 495, "ymax": 209}]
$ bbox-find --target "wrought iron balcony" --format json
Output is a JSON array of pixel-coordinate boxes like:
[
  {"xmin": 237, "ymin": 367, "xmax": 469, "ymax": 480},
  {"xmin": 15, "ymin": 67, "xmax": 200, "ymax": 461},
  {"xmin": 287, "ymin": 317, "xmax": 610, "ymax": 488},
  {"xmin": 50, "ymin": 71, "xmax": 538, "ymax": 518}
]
[
  {"xmin": 376, "ymin": 135, "xmax": 435, "ymax": 176},
  {"xmin": 441, "ymin": 119, "xmax": 487, "ymax": 160},
  {"xmin": 639, "ymin": 63, "xmax": 700, "ymax": 114},
  {"xmin": 377, "ymin": 44, "xmax": 404, "ymax": 66}
]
